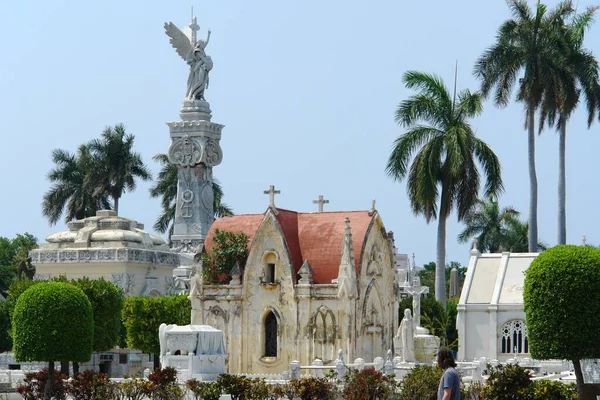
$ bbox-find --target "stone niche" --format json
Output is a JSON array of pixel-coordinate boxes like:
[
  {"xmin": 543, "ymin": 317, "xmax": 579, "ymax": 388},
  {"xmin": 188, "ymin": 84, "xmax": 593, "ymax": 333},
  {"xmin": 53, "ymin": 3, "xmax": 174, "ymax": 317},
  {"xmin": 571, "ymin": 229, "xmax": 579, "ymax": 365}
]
[{"xmin": 30, "ymin": 210, "xmax": 179, "ymax": 296}]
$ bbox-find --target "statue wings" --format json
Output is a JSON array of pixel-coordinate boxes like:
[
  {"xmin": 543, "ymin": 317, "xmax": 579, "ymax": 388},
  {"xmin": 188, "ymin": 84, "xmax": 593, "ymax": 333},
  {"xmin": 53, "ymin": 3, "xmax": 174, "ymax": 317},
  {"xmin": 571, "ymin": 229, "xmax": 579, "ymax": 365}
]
[{"xmin": 164, "ymin": 22, "xmax": 193, "ymax": 61}]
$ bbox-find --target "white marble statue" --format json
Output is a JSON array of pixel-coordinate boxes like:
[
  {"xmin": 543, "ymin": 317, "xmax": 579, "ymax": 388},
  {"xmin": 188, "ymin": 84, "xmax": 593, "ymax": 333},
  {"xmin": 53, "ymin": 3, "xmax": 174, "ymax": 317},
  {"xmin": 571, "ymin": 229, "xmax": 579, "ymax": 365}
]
[
  {"xmin": 398, "ymin": 308, "xmax": 415, "ymax": 362},
  {"xmin": 165, "ymin": 17, "xmax": 213, "ymax": 101}
]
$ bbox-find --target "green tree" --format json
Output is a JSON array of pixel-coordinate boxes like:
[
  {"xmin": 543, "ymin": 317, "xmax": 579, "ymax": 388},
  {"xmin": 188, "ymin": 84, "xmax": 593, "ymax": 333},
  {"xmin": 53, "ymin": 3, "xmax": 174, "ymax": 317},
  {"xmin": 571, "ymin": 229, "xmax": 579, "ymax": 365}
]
[
  {"xmin": 149, "ymin": 153, "xmax": 234, "ymax": 238},
  {"xmin": 523, "ymin": 245, "xmax": 600, "ymax": 399},
  {"xmin": 0, "ymin": 233, "xmax": 38, "ymax": 296},
  {"xmin": 0, "ymin": 301, "xmax": 11, "ymax": 353},
  {"xmin": 386, "ymin": 71, "xmax": 503, "ymax": 307},
  {"xmin": 89, "ymin": 123, "xmax": 151, "ymax": 215},
  {"xmin": 13, "ymin": 282, "xmax": 93, "ymax": 399},
  {"xmin": 202, "ymin": 229, "xmax": 249, "ymax": 283},
  {"xmin": 122, "ymin": 295, "xmax": 190, "ymax": 368},
  {"xmin": 72, "ymin": 277, "xmax": 124, "ymax": 352},
  {"xmin": 474, "ymin": 0, "xmax": 574, "ymax": 252},
  {"xmin": 457, "ymin": 196, "xmax": 520, "ymax": 253},
  {"xmin": 538, "ymin": 6, "xmax": 600, "ymax": 245},
  {"xmin": 42, "ymin": 144, "xmax": 111, "ymax": 225}
]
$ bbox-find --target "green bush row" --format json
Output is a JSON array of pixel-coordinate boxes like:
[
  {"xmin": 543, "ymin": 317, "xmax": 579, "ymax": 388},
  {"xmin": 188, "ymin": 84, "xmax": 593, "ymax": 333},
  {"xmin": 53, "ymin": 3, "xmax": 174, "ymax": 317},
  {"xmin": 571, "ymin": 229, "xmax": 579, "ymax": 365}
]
[{"xmin": 17, "ymin": 363, "xmax": 576, "ymax": 400}]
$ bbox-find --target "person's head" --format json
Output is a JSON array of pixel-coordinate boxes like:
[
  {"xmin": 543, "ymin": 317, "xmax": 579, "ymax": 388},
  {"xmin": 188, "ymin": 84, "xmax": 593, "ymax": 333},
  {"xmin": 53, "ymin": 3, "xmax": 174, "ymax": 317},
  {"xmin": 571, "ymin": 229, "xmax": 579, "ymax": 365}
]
[{"xmin": 437, "ymin": 347, "xmax": 456, "ymax": 369}]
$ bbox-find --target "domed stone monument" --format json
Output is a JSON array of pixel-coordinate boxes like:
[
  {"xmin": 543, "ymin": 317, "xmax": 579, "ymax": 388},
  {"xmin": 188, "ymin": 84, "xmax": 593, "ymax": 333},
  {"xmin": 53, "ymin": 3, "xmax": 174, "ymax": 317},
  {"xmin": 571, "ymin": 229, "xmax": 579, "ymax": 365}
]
[{"xmin": 30, "ymin": 210, "xmax": 179, "ymax": 296}]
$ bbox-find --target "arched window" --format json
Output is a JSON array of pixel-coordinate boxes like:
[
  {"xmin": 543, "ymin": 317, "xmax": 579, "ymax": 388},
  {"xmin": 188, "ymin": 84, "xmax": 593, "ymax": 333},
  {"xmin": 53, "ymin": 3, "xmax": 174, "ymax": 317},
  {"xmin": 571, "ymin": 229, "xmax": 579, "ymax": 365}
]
[
  {"xmin": 312, "ymin": 306, "xmax": 336, "ymax": 362},
  {"xmin": 501, "ymin": 320, "xmax": 529, "ymax": 354},
  {"xmin": 264, "ymin": 312, "xmax": 278, "ymax": 357},
  {"xmin": 263, "ymin": 252, "xmax": 277, "ymax": 284}
]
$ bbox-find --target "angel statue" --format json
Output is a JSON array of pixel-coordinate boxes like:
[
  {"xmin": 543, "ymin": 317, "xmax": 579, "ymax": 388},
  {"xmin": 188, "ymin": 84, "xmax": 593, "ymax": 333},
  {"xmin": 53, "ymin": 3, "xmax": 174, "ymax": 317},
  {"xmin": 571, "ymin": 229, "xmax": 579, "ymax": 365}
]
[{"xmin": 165, "ymin": 17, "xmax": 213, "ymax": 101}]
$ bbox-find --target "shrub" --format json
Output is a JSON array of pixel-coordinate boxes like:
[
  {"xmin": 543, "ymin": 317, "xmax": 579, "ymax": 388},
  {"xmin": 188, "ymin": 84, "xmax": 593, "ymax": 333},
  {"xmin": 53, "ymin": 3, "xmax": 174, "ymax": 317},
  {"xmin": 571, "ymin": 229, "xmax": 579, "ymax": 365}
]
[
  {"xmin": 16, "ymin": 369, "xmax": 67, "ymax": 400},
  {"xmin": 116, "ymin": 379, "xmax": 146, "ymax": 400},
  {"xmin": 66, "ymin": 370, "xmax": 117, "ymax": 400},
  {"xmin": 399, "ymin": 365, "xmax": 442, "ymax": 400},
  {"xmin": 186, "ymin": 379, "xmax": 222, "ymax": 400},
  {"xmin": 529, "ymin": 379, "xmax": 577, "ymax": 400},
  {"xmin": 145, "ymin": 367, "xmax": 183, "ymax": 400},
  {"xmin": 289, "ymin": 377, "xmax": 337, "ymax": 400},
  {"xmin": 217, "ymin": 374, "xmax": 252, "ymax": 400},
  {"xmin": 202, "ymin": 229, "xmax": 249, "ymax": 283},
  {"xmin": 461, "ymin": 381, "xmax": 483, "ymax": 400},
  {"xmin": 481, "ymin": 363, "xmax": 532, "ymax": 399},
  {"xmin": 343, "ymin": 368, "xmax": 396, "ymax": 400}
]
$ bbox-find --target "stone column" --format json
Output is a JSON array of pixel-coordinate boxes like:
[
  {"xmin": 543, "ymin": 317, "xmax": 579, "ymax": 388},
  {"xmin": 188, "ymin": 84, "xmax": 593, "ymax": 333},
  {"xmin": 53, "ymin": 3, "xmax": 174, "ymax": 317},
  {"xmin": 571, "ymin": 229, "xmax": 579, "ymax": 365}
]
[{"xmin": 168, "ymin": 99, "xmax": 224, "ymax": 295}]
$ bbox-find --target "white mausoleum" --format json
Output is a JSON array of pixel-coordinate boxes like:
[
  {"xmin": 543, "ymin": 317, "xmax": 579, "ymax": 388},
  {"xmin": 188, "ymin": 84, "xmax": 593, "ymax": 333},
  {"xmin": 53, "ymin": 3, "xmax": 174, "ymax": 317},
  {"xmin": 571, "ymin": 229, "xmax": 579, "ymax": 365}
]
[{"xmin": 456, "ymin": 249, "xmax": 539, "ymax": 361}]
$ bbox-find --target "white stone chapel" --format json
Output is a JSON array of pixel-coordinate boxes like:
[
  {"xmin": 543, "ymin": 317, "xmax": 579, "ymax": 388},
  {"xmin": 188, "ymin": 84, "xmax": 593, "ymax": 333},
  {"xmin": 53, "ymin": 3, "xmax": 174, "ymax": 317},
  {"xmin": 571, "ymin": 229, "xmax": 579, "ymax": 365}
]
[{"xmin": 456, "ymin": 248, "xmax": 539, "ymax": 361}]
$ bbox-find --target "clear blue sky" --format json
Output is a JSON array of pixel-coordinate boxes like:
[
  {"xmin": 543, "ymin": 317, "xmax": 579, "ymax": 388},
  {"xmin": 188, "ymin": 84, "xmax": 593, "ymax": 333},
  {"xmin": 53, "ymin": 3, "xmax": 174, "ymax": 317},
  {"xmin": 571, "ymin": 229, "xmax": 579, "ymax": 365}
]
[{"xmin": 1, "ymin": 0, "xmax": 599, "ymax": 266}]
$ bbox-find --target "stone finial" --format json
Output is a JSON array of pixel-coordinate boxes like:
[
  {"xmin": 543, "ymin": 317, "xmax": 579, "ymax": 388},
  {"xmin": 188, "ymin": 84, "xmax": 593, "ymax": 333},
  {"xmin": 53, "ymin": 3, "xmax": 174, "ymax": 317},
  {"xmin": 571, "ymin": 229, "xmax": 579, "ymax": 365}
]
[
  {"xmin": 449, "ymin": 267, "xmax": 459, "ymax": 298},
  {"xmin": 583, "ymin": 235, "xmax": 588, "ymax": 245},
  {"xmin": 368, "ymin": 199, "xmax": 376, "ymax": 216},
  {"xmin": 338, "ymin": 217, "xmax": 357, "ymax": 299},
  {"xmin": 298, "ymin": 260, "xmax": 314, "ymax": 284},
  {"xmin": 230, "ymin": 262, "xmax": 242, "ymax": 285},
  {"xmin": 470, "ymin": 239, "xmax": 480, "ymax": 255},
  {"xmin": 97, "ymin": 210, "xmax": 117, "ymax": 217},
  {"xmin": 313, "ymin": 195, "xmax": 329, "ymax": 212}
]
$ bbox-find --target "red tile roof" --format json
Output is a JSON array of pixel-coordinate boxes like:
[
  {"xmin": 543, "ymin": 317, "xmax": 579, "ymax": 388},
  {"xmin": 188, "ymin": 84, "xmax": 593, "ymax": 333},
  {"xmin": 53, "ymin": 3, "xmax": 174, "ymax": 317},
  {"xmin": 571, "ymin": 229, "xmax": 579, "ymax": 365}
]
[{"xmin": 204, "ymin": 208, "xmax": 376, "ymax": 284}]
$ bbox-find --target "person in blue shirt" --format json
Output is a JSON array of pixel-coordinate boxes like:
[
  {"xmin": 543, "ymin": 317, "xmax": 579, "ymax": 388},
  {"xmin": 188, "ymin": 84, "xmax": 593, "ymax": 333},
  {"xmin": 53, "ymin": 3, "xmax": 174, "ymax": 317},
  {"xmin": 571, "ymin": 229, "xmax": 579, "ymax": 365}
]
[{"xmin": 437, "ymin": 347, "xmax": 461, "ymax": 400}]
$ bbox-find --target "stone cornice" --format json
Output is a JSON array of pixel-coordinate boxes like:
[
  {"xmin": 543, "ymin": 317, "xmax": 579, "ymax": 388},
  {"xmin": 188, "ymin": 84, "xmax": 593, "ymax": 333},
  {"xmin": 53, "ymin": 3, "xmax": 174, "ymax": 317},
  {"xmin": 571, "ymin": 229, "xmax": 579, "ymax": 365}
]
[
  {"xmin": 167, "ymin": 120, "xmax": 224, "ymax": 138},
  {"xmin": 30, "ymin": 248, "xmax": 179, "ymax": 266}
]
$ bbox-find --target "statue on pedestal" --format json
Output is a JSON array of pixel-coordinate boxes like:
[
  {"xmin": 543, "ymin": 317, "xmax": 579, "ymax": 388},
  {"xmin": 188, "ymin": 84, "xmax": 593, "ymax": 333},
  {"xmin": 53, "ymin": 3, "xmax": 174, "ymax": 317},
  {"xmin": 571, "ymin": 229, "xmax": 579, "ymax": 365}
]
[
  {"xmin": 399, "ymin": 308, "xmax": 415, "ymax": 362},
  {"xmin": 165, "ymin": 17, "xmax": 213, "ymax": 101}
]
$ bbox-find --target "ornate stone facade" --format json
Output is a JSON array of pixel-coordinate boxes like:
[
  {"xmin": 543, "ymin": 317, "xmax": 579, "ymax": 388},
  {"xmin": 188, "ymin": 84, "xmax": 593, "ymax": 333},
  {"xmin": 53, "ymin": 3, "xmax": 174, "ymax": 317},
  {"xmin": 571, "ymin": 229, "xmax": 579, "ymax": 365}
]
[
  {"xmin": 30, "ymin": 210, "xmax": 177, "ymax": 296},
  {"xmin": 190, "ymin": 207, "xmax": 400, "ymax": 374}
]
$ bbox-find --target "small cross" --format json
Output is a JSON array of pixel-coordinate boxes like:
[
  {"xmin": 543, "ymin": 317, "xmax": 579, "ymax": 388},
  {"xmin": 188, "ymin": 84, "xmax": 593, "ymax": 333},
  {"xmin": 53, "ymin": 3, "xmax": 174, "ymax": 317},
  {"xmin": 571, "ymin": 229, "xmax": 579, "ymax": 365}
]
[
  {"xmin": 189, "ymin": 13, "xmax": 200, "ymax": 45},
  {"xmin": 313, "ymin": 195, "xmax": 329, "ymax": 212},
  {"xmin": 263, "ymin": 185, "xmax": 281, "ymax": 208}
]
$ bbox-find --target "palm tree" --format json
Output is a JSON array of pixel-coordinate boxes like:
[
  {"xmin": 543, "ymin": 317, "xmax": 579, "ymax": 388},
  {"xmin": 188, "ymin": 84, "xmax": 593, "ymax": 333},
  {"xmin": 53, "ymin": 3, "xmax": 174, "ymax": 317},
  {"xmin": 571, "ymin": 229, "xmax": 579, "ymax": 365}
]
[
  {"xmin": 474, "ymin": 0, "xmax": 574, "ymax": 252},
  {"xmin": 386, "ymin": 71, "xmax": 503, "ymax": 307},
  {"xmin": 42, "ymin": 144, "xmax": 111, "ymax": 225},
  {"xmin": 149, "ymin": 154, "xmax": 233, "ymax": 240},
  {"xmin": 538, "ymin": 6, "xmax": 600, "ymax": 245},
  {"xmin": 457, "ymin": 196, "xmax": 519, "ymax": 253},
  {"xmin": 89, "ymin": 124, "xmax": 152, "ymax": 215}
]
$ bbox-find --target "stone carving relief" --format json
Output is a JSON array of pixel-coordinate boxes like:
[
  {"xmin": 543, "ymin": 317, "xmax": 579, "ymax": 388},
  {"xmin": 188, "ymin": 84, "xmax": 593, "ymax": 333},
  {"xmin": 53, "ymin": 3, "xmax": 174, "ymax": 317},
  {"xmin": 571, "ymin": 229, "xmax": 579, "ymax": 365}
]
[
  {"xmin": 366, "ymin": 244, "xmax": 383, "ymax": 276},
  {"xmin": 33, "ymin": 249, "xmax": 178, "ymax": 266},
  {"xmin": 311, "ymin": 306, "xmax": 337, "ymax": 362},
  {"xmin": 168, "ymin": 136, "xmax": 203, "ymax": 167},
  {"xmin": 203, "ymin": 138, "xmax": 222, "ymax": 166},
  {"xmin": 112, "ymin": 273, "xmax": 135, "ymax": 295},
  {"xmin": 165, "ymin": 277, "xmax": 177, "ymax": 295}
]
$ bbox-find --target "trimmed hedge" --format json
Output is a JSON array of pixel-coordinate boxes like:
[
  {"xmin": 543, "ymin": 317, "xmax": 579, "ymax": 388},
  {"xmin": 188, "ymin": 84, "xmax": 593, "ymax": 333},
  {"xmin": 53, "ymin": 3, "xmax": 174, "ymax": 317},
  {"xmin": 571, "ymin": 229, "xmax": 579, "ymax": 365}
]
[
  {"xmin": 13, "ymin": 281, "xmax": 93, "ymax": 362},
  {"xmin": 122, "ymin": 294, "xmax": 190, "ymax": 355},
  {"xmin": 524, "ymin": 245, "xmax": 600, "ymax": 361}
]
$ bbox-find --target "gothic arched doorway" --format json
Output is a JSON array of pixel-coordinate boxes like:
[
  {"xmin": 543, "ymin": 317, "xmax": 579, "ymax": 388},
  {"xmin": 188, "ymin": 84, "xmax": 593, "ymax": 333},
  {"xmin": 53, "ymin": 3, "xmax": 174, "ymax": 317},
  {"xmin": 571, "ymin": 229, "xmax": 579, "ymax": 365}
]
[{"xmin": 264, "ymin": 311, "xmax": 278, "ymax": 357}]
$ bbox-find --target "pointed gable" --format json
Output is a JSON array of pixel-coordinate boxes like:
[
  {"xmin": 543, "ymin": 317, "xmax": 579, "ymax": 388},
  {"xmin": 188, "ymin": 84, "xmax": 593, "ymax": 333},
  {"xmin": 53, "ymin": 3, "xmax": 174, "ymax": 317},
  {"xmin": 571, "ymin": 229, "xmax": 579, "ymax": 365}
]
[{"xmin": 204, "ymin": 209, "xmax": 376, "ymax": 284}]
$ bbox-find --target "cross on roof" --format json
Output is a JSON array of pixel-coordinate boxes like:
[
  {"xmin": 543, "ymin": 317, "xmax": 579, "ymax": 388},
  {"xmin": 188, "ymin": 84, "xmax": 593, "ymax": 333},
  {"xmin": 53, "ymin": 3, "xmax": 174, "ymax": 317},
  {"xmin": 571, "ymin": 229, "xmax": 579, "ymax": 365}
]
[
  {"xmin": 313, "ymin": 195, "xmax": 329, "ymax": 212},
  {"xmin": 263, "ymin": 185, "xmax": 281, "ymax": 208}
]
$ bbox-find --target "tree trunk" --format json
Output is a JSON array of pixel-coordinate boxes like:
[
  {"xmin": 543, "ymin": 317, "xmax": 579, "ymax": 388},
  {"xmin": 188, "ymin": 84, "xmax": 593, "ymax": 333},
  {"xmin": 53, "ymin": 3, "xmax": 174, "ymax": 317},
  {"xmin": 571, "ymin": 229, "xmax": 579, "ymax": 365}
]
[
  {"xmin": 527, "ymin": 100, "xmax": 539, "ymax": 252},
  {"xmin": 60, "ymin": 361, "xmax": 69, "ymax": 377},
  {"xmin": 73, "ymin": 361, "xmax": 80, "ymax": 376},
  {"xmin": 558, "ymin": 123, "xmax": 567, "ymax": 245},
  {"xmin": 114, "ymin": 196, "xmax": 119, "ymax": 216},
  {"xmin": 44, "ymin": 360, "xmax": 54, "ymax": 400},
  {"xmin": 153, "ymin": 353, "xmax": 160, "ymax": 370},
  {"xmin": 436, "ymin": 212, "xmax": 448, "ymax": 309},
  {"xmin": 571, "ymin": 359, "xmax": 600, "ymax": 399}
]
